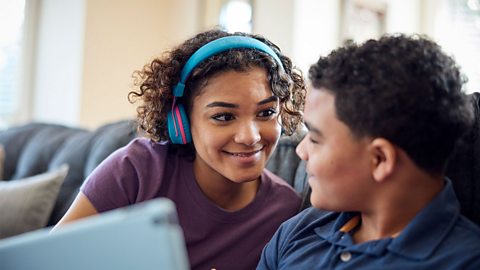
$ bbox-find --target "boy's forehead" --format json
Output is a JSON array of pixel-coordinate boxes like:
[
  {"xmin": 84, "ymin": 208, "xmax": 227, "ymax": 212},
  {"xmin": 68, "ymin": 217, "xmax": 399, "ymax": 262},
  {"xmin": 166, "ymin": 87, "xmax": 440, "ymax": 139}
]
[
  {"xmin": 304, "ymin": 89, "xmax": 372, "ymax": 145},
  {"xmin": 304, "ymin": 88, "xmax": 336, "ymax": 125},
  {"xmin": 305, "ymin": 87, "xmax": 334, "ymax": 109}
]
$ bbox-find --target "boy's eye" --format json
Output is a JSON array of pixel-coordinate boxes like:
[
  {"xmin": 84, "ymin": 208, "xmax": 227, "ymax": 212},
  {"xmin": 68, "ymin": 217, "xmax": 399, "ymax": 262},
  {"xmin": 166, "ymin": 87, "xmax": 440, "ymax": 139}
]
[
  {"xmin": 212, "ymin": 113, "xmax": 235, "ymax": 122},
  {"xmin": 308, "ymin": 134, "xmax": 319, "ymax": 144},
  {"xmin": 258, "ymin": 108, "xmax": 277, "ymax": 118}
]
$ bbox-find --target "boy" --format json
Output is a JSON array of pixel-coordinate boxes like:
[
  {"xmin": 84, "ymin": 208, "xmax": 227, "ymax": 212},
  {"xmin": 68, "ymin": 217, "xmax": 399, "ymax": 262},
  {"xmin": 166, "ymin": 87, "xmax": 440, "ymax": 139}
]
[{"xmin": 257, "ymin": 35, "xmax": 480, "ymax": 269}]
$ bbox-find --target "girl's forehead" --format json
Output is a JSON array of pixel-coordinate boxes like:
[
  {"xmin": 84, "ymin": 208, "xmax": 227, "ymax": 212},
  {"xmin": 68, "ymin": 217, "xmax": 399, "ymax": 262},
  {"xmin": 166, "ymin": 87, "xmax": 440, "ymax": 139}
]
[{"xmin": 196, "ymin": 68, "xmax": 273, "ymax": 98}]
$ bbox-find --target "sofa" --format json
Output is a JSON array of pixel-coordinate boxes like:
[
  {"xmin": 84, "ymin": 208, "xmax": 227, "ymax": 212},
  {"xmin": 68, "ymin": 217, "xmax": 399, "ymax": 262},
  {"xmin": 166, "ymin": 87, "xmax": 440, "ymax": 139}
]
[
  {"xmin": 0, "ymin": 93, "xmax": 479, "ymax": 238},
  {"xmin": 0, "ymin": 121, "xmax": 138, "ymax": 238},
  {"xmin": 0, "ymin": 119, "xmax": 311, "ymax": 238}
]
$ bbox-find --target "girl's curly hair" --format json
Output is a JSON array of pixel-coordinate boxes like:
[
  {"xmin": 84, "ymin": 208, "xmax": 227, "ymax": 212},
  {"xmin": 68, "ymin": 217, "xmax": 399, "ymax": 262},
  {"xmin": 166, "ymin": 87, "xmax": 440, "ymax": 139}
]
[{"xmin": 128, "ymin": 29, "xmax": 306, "ymax": 147}]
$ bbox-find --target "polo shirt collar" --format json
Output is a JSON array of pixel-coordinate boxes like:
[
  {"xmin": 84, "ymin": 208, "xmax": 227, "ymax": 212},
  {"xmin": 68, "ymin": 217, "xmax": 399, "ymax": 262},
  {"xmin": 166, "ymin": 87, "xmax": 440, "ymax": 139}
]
[
  {"xmin": 313, "ymin": 179, "xmax": 460, "ymax": 260},
  {"xmin": 387, "ymin": 178, "xmax": 460, "ymax": 259}
]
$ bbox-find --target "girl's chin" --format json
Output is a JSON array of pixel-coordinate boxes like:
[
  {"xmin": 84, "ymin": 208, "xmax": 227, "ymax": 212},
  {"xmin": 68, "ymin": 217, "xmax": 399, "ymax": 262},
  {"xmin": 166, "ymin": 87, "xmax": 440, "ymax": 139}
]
[{"xmin": 226, "ymin": 172, "xmax": 262, "ymax": 184}]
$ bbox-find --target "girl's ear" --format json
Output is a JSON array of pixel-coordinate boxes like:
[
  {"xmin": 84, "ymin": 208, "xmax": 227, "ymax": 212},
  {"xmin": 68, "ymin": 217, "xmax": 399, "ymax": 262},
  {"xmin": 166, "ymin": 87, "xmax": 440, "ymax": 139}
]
[{"xmin": 370, "ymin": 138, "xmax": 396, "ymax": 183}]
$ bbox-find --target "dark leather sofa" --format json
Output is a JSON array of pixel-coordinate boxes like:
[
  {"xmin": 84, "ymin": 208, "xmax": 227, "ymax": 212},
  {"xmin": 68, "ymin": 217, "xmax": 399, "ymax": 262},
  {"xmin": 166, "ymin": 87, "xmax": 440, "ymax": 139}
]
[
  {"xmin": 0, "ymin": 93, "xmax": 479, "ymax": 232},
  {"xmin": 0, "ymin": 120, "xmax": 309, "ymax": 229},
  {"xmin": 0, "ymin": 120, "xmax": 138, "ymax": 227}
]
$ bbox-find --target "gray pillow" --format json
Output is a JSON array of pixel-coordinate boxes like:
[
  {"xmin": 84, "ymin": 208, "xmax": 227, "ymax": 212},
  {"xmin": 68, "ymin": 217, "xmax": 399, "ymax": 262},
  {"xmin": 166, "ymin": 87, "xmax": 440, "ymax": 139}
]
[{"xmin": 0, "ymin": 164, "xmax": 69, "ymax": 239}]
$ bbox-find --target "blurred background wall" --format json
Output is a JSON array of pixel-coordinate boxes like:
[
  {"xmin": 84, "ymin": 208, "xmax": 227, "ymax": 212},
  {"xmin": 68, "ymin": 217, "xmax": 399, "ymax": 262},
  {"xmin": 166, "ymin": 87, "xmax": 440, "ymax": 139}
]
[{"xmin": 1, "ymin": 0, "xmax": 479, "ymax": 129}]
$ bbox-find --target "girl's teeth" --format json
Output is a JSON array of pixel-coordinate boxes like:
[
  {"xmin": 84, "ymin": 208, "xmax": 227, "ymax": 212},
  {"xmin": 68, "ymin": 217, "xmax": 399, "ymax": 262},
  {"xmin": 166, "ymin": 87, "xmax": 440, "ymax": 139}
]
[{"xmin": 232, "ymin": 151, "xmax": 259, "ymax": 157}]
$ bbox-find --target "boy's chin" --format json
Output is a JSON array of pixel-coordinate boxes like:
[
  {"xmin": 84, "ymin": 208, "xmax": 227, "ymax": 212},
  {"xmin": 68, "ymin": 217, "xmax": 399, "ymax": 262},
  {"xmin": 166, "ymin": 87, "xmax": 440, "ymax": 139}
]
[{"xmin": 310, "ymin": 196, "xmax": 336, "ymax": 211}]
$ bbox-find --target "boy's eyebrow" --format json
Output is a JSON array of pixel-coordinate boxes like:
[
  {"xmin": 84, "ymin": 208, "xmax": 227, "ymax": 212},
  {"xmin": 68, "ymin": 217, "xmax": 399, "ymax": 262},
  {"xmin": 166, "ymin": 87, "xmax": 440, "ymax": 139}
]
[
  {"xmin": 304, "ymin": 121, "xmax": 322, "ymax": 136},
  {"xmin": 206, "ymin": 96, "xmax": 278, "ymax": 108}
]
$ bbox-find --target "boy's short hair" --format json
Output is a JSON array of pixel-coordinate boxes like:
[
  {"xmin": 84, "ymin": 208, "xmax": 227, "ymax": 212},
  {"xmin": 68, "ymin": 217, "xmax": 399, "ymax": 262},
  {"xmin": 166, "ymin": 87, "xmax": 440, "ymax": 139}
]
[{"xmin": 308, "ymin": 34, "xmax": 474, "ymax": 174}]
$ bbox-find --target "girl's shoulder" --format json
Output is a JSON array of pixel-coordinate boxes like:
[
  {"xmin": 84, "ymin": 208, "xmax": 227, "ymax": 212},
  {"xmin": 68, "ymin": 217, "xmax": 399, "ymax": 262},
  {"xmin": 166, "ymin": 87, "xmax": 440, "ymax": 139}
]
[
  {"xmin": 261, "ymin": 169, "xmax": 302, "ymax": 212},
  {"xmin": 120, "ymin": 138, "xmax": 190, "ymax": 163},
  {"xmin": 263, "ymin": 169, "xmax": 299, "ymax": 196}
]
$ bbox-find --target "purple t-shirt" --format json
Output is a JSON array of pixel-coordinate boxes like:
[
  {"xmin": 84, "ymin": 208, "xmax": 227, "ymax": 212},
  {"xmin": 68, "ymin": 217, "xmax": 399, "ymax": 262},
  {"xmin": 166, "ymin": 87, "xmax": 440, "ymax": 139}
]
[{"xmin": 81, "ymin": 138, "xmax": 301, "ymax": 270}]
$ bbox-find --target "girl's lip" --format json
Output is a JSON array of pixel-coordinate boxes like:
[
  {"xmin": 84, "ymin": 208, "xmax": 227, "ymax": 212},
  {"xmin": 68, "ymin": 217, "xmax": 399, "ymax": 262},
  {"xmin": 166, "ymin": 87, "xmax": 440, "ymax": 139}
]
[
  {"xmin": 223, "ymin": 147, "xmax": 263, "ymax": 165},
  {"xmin": 224, "ymin": 147, "xmax": 264, "ymax": 156}
]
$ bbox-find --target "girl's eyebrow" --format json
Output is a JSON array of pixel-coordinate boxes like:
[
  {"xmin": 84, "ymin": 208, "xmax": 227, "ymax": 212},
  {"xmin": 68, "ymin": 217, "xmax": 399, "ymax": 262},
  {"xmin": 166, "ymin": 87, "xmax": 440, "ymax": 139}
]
[
  {"xmin": 258, "ymin": 96, "xmax": 278, "ymax": 105},
  {"xmin": 206, "ymin": 101, "xmax": 237, "ymax": 108},
  {"xmin": 206, "ymin": 96, "xmax": 278, "ymax": 108}
]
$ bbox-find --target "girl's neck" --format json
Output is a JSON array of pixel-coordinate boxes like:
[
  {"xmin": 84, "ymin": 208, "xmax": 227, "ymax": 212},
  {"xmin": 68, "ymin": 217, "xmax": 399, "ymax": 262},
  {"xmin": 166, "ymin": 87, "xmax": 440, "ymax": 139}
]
[{"xmin": 193, "ymin": 157, "xmax": 260, "ymax": 211}]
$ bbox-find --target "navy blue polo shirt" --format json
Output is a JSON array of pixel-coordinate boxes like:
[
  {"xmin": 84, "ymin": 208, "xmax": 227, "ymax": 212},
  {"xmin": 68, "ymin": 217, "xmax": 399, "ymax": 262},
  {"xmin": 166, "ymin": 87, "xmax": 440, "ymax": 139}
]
[{"xmin": 257, "ymin": 179, "xmax": 480, "ymax": 270}]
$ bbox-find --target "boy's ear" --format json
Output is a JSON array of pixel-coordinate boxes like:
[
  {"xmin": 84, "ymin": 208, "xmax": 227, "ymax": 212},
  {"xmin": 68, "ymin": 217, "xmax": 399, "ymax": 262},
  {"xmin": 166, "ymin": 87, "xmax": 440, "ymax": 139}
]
[{"xmin": 370, "ymin": 138, "xmax": 396, "ymax": 183}]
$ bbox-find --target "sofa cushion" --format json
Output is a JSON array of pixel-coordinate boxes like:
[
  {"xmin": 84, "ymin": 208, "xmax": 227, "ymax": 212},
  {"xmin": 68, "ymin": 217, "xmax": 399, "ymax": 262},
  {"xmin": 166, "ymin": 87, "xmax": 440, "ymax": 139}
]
[
  {"xmin": 0, "ymin": 165, "xmax": 68, "ymax": 239},
  {"xmin": 0, "ymin": 120, "xmax": 139, "ymax": 227},
  {"xmin": 48, "ymin": 120, "xmax": 138, "ymax": 225},
  {"xmin": 0, "ymin": 144, "xmax": 4, "ymax": 180},
  {"xmin": 266, "ymin": 131, "xmax": 312, "ymax": 210},
  {"xmin": 266, "ymin": 133, "xmax": 303, "ymax": 188},
  {"xmin": 446, "ymin": 92, "xmax": 480, "ymax": 226}
]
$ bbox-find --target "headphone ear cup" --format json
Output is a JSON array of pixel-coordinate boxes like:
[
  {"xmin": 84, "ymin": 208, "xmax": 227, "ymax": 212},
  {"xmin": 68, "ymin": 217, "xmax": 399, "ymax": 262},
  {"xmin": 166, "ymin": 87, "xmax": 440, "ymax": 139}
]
[{"xmin": 167, "ymin": 104, "xmax": 192, "ymax": 144}]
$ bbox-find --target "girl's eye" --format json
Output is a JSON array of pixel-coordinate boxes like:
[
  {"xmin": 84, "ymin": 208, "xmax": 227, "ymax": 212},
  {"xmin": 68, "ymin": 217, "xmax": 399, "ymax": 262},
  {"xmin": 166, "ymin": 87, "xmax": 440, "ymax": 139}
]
[
  {"xmin": 258, "ymin": 108, "xmax": 277, "ymax": 118},
  {"xmin": 212, "ymin": 113, "xmax": 235, "ymax": 122}
]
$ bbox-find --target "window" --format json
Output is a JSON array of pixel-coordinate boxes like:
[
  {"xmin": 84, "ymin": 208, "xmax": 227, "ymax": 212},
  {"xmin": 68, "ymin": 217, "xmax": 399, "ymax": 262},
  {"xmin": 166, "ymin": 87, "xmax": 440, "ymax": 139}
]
[
  {"xmin": 219, "ymin": 0, "xmax": 253, "ymax": 33},
  {"xmin": 435, "ymin": 0, "xmax": 480, "ymax": 93},
  {"xmin": 0, "ymin": 0, "xmax": 26, "ymax": 129}
]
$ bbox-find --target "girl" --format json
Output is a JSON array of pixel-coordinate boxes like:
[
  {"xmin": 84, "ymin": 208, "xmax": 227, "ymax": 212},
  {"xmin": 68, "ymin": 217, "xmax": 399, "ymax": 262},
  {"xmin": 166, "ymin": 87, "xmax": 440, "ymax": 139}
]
[{"xmin": 55, "ymin": 29, "xmax": 306, "ymax": 270}]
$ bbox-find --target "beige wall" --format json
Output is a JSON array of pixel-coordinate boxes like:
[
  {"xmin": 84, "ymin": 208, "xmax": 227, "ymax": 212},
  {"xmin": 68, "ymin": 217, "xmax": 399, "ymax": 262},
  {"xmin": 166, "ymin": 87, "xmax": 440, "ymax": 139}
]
[
  {"xmin": 32, "ymin": 0, "xmax": 85, "ymax": 126},
  {"xmin": 292, "ymin": 0, "xmax": 341, "ymax": 73},
  {"xmin": 30, "ymin": 0, "xmax": 435, "ymax": 129},
  {"xmin": 80, "ymin": 0, "xmax": 201, "ymax": 129},
  {"xmin": 31, "ymin": 0, "xmax": 299, "ymax": 129},
  {"xmin": 31, "ymin": 0, "xmax": 202, "ymax": 129},
  {"xmin": 253, "ymin": 0, "xmax": 294, "ymax": 57}
]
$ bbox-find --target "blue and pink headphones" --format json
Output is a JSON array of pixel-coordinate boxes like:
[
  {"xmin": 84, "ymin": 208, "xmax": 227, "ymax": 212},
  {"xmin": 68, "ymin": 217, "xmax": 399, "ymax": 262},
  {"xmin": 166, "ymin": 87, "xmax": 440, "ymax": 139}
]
[{"xmin": 167, "ymin": 35, "xmax": 285, "ymax": 144}]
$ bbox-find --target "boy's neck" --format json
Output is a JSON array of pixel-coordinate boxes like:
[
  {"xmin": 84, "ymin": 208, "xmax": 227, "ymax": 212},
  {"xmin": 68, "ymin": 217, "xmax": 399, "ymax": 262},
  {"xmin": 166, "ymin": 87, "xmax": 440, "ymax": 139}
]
[{"xmin": 352, "ymin": 170, "xmax": 444, "ymax": 244}]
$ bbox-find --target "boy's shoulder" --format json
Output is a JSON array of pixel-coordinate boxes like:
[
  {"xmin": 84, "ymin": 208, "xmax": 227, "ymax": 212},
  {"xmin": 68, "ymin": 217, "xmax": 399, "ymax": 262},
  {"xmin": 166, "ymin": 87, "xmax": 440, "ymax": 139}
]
[
  {"xmin": 446, "ymin": 214, "xmax": 480, "ymax": 248},
  {"xmin": 433, "ymin": 215, "xmax": 480, "ymax": 268},
  {"xmin": 276, "ymin": 207, "xmax": 338, "ymax": 239}
]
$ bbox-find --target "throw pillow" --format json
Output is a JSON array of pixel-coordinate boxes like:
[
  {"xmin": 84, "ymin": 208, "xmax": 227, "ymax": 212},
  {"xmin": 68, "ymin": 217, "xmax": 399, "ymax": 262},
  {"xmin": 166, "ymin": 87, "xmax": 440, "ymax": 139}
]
[
  {"xmin": 0, "ymin": 144, "xmax": 4, "ymax": 180},
  {"xmin": 0, "ymin": 164, "xmax": 69, "ymax": 239}
]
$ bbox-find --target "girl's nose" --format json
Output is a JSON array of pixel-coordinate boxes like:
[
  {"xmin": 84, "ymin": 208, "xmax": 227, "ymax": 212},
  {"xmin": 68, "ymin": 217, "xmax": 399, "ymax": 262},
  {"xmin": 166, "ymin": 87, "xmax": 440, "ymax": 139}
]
[{"xmin": 234, "ymin": 121, "xmax": 261, "ymax": 146}]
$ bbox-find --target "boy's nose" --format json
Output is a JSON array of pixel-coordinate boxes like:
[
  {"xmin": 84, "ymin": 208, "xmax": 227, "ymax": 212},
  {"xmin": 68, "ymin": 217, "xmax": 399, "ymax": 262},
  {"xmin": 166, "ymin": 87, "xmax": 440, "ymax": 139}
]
[{"xmin": 296, "ymin": 137, "xmax": 308, "ymax": 161}]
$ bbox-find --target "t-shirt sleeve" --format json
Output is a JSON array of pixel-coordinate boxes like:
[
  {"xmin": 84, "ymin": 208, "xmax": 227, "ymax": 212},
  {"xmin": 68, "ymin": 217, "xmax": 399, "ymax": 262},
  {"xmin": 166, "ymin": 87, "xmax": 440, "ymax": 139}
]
[
  {"xmin": 80, "ymin": 138, "xmax": 168, "ymax": 213},
  {"xmin": 80, "ymin": 145, "xmax": 139, "ymax": 212}
]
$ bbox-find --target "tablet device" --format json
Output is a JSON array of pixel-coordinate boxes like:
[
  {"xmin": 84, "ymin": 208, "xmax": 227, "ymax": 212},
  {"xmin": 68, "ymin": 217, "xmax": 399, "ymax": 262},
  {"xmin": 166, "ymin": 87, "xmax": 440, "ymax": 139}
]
[{"xmin": 0, "ymin": 198, "xmax": 189, "ymax": 270}]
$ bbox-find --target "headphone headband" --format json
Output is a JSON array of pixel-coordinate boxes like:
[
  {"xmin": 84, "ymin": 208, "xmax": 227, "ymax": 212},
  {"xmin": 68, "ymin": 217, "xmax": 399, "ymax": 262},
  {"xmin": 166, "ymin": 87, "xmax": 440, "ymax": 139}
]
[{"xmin": 172, "ymin": 35, "xmax": 284, "ymax": 97}]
